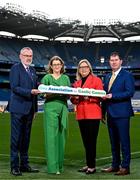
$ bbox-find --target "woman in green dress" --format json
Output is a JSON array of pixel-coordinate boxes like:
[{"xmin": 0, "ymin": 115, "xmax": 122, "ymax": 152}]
[{"xmin": 41, "ymin": 56, "xmax": 70, "ymax": 174}]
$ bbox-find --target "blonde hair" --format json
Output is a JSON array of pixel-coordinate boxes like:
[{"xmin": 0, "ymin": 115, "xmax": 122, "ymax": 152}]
[
  {"xmin": 47, "ymin": 56, "xmax": 65, "ymax": 74},
  {"xmin": 76, "ymin": 59, "xmax": 93, "ymax": 80}
]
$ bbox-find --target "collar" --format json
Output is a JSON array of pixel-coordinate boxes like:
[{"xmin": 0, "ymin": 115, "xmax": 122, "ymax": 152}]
[
  {"xmin": 113, "ymin": 67, "xmax": 122, "ymax": 76},
  {"xmin": 22, "ymin": 63, "xmax": 29, "ymax": 70}
]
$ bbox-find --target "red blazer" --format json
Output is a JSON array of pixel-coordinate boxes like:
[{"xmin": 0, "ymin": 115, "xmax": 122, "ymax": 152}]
[{"xmin": 71, "ymin": 74, "xmax": 103, "ymax": 120}]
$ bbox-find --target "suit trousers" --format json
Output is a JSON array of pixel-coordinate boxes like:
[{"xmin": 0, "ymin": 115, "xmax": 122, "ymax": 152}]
[
  {"xmin": 10, "ymin": 108, "xmax": 34, "ymax": 169},
  {"xmin": 107, "ymin": 116, "xmax": 130, "ymax": 169},
  {"xmin": 78, "ymin": 120, "xmax": 100, "ymax": 168}
]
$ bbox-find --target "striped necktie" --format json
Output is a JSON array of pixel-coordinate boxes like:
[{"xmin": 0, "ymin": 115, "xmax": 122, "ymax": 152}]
[{"xmin": 108, "ymin": 71, "xmax": 116, "ymax": 91}]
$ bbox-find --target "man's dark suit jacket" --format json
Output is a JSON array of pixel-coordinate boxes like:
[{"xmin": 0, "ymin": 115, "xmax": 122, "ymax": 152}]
[
  {"xmin": 9, "ymin": 62, "xmax": 38, "ymax": 114},
  {"xmin": 103, "ymin": 68, "xmax": 135, "ymax": 118}
]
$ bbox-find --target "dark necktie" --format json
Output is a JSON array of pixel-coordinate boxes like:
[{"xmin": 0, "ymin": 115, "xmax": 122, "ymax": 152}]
[{"xmin": 26, "ymin": 67, "xmax": 33, "ymax": 80}]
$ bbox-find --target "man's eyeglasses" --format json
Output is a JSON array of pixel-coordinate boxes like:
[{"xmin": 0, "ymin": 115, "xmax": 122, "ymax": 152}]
[
  {"xmin": 21, "ymin": 54, "xmax": 33, "ymax": 58},
  {"xmin": 52, "ymin": 64, "xmax": 62, "ymax": 67},
  {"xmin": 79, "ymin": 66, "xmax": 89, "ymax": 69}
]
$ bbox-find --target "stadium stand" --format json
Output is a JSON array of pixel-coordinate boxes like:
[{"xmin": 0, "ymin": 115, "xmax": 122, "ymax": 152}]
[
  {"xmin": 0, "ymin": 36, "xmax": 140, "ymax": 102},
  {"xmin": 0, "ymin": 37, "xmax": 140, "ymax": 68}
]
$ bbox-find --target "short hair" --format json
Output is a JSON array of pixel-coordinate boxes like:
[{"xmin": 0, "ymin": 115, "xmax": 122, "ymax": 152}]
[
  {"xmin": 20, "ymin": 47, "xmax": 33, "ymax": 54},
  {"xmin": 76, "ymin": 59, "xmax": 93, "ymax": 80},
  {"xmin": 47, "ymin": 56, "xmax": 65, "ymax": 74},
  {"xmin": 110, "ymin": 51, "xmax": 121, "ymax": 59}
]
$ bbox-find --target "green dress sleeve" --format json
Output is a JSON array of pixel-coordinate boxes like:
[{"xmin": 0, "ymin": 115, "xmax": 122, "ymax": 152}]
[{"xmin": 41, "ymin": 74, "xmax": 50, "ymax": 85}]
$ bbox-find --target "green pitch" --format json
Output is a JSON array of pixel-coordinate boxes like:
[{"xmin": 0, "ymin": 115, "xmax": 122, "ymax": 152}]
[{"xmin": 0, "ymin": 113, "xmax": 140, "ymax": 179}]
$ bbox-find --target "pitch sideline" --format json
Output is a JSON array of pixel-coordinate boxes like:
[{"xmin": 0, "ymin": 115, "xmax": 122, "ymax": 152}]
[{"xmin": 0, "ymin": 151, "xmax": 140, "ymax": 161}]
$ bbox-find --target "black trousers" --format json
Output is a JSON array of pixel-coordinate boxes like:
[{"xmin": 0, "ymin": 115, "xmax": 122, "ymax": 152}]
[{"xmin": 78, "ymin": 119, "xmax": 100, "ymax": 168}]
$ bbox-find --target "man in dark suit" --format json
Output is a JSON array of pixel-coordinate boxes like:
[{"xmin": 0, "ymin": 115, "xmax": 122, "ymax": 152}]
[
  {"xmin": 9, "ymin": 47, "xmax": 40, "ymax": 176},
  {"xmin": 101, "ymin": 52, "xmax": 135, "ymax": 176}
]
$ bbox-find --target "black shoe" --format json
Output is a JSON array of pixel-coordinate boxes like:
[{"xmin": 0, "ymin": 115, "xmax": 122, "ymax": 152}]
[
  {"xmin": 85, "ymin": 168, "xmax": 96, "ymax": 174},
  {"xmin": 20, "ymin": 165, "xmax": 39, "ymax": 173},
  {"xmin": 78, "ymin": 166, "xmax": 88, "ymax": 172},
  {"xmin": 11, "ymin": 168, "xmax": 22, "ymax": 176}
]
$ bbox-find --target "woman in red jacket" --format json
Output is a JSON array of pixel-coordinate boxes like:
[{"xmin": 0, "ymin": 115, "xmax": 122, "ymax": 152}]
[{"xmin": 71, "ymin": 59, "xmax": 103, "ymax": 174}]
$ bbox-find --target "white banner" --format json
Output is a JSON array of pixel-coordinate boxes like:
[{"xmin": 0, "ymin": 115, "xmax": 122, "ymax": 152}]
[{"xmin": 38, "ymin": 84, "xmax": 106, "ymax": 97}]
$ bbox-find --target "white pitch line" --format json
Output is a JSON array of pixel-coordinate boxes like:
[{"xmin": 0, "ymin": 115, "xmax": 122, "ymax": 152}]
[
  {"xmin": 96, "ymin": 151, "xmax": 140, "ymax": 161},
  {"xmin": 97, "ymin": 151, "xmax": 140, "ymax": 161},
  {"xmin": 0, "ymin": 154, "xmax": 45, "ymax": 160},
  {"xmin": 0, "ymin": 151, "xmax": 140, "ymax": 161}
]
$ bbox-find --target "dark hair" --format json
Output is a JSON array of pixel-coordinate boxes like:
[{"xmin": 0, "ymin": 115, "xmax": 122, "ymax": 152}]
[{"xmin": 110, "ymin": 52, "xmax": 121, "ymax": 59}]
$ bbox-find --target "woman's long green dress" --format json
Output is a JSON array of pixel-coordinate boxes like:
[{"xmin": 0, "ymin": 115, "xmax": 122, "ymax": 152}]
[{"xmin": 41, "ymin": 74, "xmax": 70, "ymax": 173}]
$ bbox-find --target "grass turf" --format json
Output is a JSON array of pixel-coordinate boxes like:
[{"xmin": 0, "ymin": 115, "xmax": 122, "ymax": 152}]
[{"xmin": 0, "ymin": 113, "xmax": 140, "ymax": 179}]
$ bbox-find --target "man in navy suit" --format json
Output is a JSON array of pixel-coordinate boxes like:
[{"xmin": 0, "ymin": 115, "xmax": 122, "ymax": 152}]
[
  {"xmin": 101, "ymin": 52, "xmax": 135, "ymax": 176},
  {"xmin": 9, "ymin": 47, "xmax": 40, "ymax": 176}
]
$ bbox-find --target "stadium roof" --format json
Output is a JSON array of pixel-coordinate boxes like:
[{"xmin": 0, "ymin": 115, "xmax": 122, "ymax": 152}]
[{"xmin": 1, "ymin": 3, "xmax": 140, "ymax": 42}]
